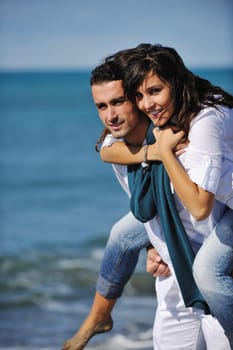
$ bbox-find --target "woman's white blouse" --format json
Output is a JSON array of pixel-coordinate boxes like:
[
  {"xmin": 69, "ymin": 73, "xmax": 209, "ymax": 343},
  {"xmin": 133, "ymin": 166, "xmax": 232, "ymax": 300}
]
[
  {"xmin": 101, "ymin": 106, "xmax": 232, "ymax": 248},
  {"xmin": 183, "ymin": 106, "xmax": 233, "ymax": 208}
]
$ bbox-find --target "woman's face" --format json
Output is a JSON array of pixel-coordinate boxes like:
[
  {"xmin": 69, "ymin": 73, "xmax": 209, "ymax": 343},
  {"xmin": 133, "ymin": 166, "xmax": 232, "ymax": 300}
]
[{"xmin": 135, "ymin": 71, "xmax": 175, "ymax": 127}]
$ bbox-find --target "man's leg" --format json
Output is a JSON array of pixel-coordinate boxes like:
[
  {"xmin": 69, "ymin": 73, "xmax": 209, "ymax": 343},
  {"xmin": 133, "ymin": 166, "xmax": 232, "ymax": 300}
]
[
  {"xmin": 153, "ymin": 267, "xmax": 231, "ymax": 350},
  {"xmin": 62, "ymin": 212, "xmax": 149, "ymax": 350},
  {"xmin": 153, "ymin": 274, "xmax": 206, "ymax": 350}
]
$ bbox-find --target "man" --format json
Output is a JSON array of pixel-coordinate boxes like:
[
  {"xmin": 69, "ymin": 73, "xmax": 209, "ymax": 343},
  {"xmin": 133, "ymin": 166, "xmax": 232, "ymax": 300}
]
[
  {"xmin": 62, "ymin": 63, "xmax": 170, "ymax": 350},
  {"xmin": 62, "ymin": 59, "xmax": 230, "ymax": 350}
]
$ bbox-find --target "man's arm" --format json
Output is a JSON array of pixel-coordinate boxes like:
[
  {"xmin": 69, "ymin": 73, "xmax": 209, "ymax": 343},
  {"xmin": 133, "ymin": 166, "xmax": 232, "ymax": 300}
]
[{"xmin": 147, "ymin": 246, "xmax": 171, "ymax": 277}]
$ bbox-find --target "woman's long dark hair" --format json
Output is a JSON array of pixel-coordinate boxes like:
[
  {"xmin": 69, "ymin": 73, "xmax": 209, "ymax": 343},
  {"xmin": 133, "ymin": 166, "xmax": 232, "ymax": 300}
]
[{"xmin": 115, "ymin": 43, "xmax": 233, "ymax": 139}]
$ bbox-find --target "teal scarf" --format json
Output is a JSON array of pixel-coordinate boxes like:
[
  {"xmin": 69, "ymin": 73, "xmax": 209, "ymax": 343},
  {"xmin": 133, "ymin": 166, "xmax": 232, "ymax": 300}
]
[{"xmin": 127, "ymin": 123, "xmax": 209, "ymax": 313}]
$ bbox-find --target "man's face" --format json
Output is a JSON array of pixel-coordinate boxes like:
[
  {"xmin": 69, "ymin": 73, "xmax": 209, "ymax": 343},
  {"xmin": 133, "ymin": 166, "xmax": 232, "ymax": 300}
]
[{"xmin": 91, "ymin": 80, "xmax": 142, "ymax": 140}]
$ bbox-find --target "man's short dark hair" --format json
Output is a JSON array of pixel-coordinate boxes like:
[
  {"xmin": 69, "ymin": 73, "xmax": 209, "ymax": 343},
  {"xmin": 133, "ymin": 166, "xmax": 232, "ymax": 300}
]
[{"xmin": 90, "ymin": 61, "xmax": 122, "ymax": 86}]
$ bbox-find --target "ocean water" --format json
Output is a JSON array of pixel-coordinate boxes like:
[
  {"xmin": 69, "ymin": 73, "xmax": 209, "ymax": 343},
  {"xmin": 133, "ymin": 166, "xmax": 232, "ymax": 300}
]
[{"xmin": 0, "ymin": 68, "xmax": 232, "ymax": 350}]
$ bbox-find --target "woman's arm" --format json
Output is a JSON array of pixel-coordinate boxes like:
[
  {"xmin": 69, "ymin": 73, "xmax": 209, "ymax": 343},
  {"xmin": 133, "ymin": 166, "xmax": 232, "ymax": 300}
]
[
  {"xmin": 100, "ymin": 142, "xmax": 144, "ymax": 164},
  {"xmin": 153, "ymin": 127, "xmax": 215, "ymax": 221},
  {"xmin": 100, "ymin": 141, "xmax": 161, "ymax": 164}
]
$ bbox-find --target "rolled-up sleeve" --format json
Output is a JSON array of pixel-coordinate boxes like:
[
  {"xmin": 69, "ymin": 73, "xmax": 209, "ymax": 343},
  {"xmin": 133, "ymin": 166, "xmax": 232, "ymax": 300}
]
[{"xmin": 184, "ymin": 108, "xmax": 224, "ymax": 194}]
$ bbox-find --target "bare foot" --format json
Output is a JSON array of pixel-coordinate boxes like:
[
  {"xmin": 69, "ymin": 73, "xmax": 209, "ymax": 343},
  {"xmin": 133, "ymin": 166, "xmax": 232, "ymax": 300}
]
[{"xmin": 62, "ymin": 316, "xmax": 113, "ymax": 350}]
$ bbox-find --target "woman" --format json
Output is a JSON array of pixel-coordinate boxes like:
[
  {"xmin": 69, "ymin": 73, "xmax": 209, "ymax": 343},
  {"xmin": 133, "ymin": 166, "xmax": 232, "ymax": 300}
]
[{"xmin": 100, "ymin": 43, "xmax": 233, "ymax": 346}]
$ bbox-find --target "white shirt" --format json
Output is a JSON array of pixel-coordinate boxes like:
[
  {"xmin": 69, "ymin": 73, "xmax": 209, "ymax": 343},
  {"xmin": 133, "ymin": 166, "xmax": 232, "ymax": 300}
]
[
  {"xmin": 101, "ymin": 106, "xmax": 232, "ymax": 262},
  {"xmin": 185, "ymin": 106, "xmax": 233, "ymax": 208}
]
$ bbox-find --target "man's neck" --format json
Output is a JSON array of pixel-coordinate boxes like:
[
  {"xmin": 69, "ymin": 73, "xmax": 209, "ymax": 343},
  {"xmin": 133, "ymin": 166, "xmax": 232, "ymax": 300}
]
[{"xmin": 124, "ymin": 116, "xmax": 150, "ymax": 146}]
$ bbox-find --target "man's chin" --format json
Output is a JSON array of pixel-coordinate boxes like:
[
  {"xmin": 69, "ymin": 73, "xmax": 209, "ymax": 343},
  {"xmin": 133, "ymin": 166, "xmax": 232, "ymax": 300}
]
[{"xmin": 111, "ymin": 131, "xmax": 124, "ymax": 139}]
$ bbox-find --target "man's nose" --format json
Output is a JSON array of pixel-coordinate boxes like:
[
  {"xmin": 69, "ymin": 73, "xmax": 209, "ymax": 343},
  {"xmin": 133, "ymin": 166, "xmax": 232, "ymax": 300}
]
[{"xmin": 106, "ymin": 106, "xmax": 117, "ymax": 121}]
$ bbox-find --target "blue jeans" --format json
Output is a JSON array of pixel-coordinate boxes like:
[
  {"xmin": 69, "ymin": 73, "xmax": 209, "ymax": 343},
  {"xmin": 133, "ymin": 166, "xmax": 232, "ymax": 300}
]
[
  {"xmin": 96, "ymin": 211, "xmax": 150, "ymax": 299},
  {"xmin": 193, "ymin": 207, "xmax": 233, "ymax": 347}
]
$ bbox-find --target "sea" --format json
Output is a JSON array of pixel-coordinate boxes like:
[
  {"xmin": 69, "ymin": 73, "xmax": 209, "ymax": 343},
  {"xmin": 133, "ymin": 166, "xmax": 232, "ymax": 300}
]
[{"xmin": 0, "ymin": 68, "xmax": 232, "ymax": 350}]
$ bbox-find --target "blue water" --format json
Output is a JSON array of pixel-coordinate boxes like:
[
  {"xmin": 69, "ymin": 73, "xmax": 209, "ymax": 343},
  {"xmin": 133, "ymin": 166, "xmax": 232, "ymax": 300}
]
[{"xmin": 0, "ymin": 68, "xmax": 232, "ymax": 350}]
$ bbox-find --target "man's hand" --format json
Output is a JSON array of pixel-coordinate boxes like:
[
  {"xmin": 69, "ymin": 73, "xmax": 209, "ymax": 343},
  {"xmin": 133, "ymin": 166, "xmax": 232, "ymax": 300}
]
[{"xmin": 147, "ymin": 246, "xmax": 171, "ymax": 277}]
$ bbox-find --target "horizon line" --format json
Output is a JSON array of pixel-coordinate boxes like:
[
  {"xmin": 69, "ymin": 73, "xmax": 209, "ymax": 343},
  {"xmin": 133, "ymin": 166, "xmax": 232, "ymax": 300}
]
[{"xmin": 0, "ymin": 65, "xmax": 233, "ymax": 74}]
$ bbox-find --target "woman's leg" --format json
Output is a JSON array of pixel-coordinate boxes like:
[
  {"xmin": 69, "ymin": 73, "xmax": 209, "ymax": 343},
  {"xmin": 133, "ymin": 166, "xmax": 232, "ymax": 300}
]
[
  {"xmin": 193, "ymin": 208, "xmax": 233, "ymax": 348},
  {"xmin": 62, "ymin": 292, "xmax": 115, "ymax": 350},
  {"xmin": 96, "ymin": 211, "xmax": 149, "ymax": 298},
  {"xmin": 62, "ymin": 212, "xmax": 149, "ymax": 350}
]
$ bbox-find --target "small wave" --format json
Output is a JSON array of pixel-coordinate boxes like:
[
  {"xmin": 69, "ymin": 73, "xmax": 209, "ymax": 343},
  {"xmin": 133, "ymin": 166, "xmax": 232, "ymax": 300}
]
[
  {"xmin": 91, "ymin": 247, "xmax": 105, "ymax": 261},
  {"xmin": 38, "ymin": 299, "xmax": 74, "ymax": 312},
  {"xmin": 38, "ymin": 299, "xmax": 90, "ymax": 313},
  {"xmin": 57, "ymin": 258, "xmax": 89, "ymax": 269},
  {"xmin": 56, "ymin": 257, "xmax": 99, "ymax": 271}
]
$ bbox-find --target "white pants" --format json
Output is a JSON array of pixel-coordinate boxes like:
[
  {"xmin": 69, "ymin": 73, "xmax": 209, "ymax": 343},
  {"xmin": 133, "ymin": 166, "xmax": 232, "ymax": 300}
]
[{"xmin": 153, "ymin": 274, "xmax": 231, "ymax": 350}]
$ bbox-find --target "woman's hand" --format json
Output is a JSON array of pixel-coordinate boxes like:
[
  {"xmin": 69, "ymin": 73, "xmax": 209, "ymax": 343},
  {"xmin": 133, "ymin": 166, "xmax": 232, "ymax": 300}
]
[
  {"xmin": 147, "ymin": 127, "xmax": 187, "ymax": 161},
  {"xmin": 153, "ymin": 127, "xmax": 185, "ymax": 158}
]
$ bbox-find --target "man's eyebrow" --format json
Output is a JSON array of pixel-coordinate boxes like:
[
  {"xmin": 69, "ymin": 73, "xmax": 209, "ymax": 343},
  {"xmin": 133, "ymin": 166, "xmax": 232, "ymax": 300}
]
[
  {"xmin": 95, "ymin": 96, "xmax": 127, "ymax": 107},
  {"xmin": 111, "ymin": 96, "xmax": 128, "ymax": 103},
  {"xmin": 95, "ymin": 101, "xmax": 106, "ymax": 107}
]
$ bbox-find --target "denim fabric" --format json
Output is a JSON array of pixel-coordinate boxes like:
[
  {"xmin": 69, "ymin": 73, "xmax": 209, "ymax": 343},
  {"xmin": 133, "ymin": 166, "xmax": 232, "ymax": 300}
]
[
  {"xmin": 96, "ymin": 211, "xmax": 150, "ymax": 299},
  {"xmin": 193, "ymin": 208, "xmax": 233, "ymax": 348}
]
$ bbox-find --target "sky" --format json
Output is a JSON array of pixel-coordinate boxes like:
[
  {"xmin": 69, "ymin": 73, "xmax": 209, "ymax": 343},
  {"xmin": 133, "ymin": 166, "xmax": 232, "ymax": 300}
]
[{"xmin": 0, "ymin": 0, "xmax": 232, "ymax": 71}]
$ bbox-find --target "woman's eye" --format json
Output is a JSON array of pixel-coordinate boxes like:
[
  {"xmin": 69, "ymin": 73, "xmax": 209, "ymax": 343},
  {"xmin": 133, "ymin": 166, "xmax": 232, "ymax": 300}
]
[
  {"xmin": 150, "ymin": 88, "xmax": 160, "ymax": 94},
  {"xmin": 135, "ymin": 92, "xmax": 142, "ymax": 99}
]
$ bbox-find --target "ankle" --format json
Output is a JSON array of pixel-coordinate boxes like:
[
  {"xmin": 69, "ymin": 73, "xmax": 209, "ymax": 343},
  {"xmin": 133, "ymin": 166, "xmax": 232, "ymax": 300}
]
[{"xmin": 88, "ymin": 311, "xmax": 111, "ymax": 324}]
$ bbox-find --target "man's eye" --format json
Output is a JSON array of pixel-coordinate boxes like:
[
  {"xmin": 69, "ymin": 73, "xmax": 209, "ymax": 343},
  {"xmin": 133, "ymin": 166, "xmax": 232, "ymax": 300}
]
[
  {"xmin": 113, "ymin": 97, "xmax": 127, "ymax": 106},
  {"xmin": 97, "ymin": 104, "xmax": 106, "ymax": 110},
  {"xmin": 114, "ymin": 101, "xmax": 123, "ymax": 106}
]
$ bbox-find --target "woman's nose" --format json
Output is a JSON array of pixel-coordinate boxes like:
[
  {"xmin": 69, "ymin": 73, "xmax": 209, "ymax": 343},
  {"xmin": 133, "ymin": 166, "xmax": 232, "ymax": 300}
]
[{"xmin": 140, "ymin": 96, "xmax": 154, "ymax": 111}]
